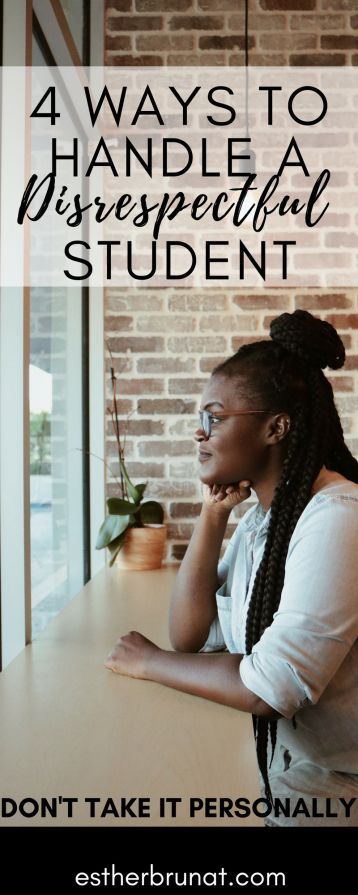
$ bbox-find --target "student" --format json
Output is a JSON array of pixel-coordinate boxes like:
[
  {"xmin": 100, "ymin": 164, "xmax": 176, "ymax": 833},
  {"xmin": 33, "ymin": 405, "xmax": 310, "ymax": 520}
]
[{"xmin": 105, "ymin": 309, "xmax": 358, "ymax": 826}]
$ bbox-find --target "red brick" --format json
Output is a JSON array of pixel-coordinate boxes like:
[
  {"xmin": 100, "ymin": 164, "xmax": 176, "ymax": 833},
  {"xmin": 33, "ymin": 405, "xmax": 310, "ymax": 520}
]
[
  {"xmin": 168, "ymin": 378, "xmax": 206, "ymax": 394},
  {"xmin": 106, "ymin": 419, "xmax": 164, "ymax": 436},
  {"xmin": 137, "ymin": 315, "xmax": 196, "ymax": 332},
  {"xmin": 260, "ymin": 0, "xmax": 315, "ymax": 8},
  {"xmin": 326, "ymin": 315, "xmax": 358, "ymax": 329},
  {"xmin": 125, "ymin": 462, "xmax": 165, "ymax": 478},
  {"xmin": 230, "ymin": 52, "xmax": 287, "ymax": 65},
  {"xmin": 294, "ymin": 294, "xmax": 353, "ymax": 311},
  {"xmin": 342, "ymin": 335, "xmax": 352, "ymax": 351},
  {"xmin": 327, "ymin": 376, "xmax": 354, "ymax": 392},
  {"xmin": 106, "ymin": 35, "xmax": 132, "ymax": 50},
  {"xmin": 344, "ymin": 356, "xmax": 358, "ymax": 370},
  {"xmin": 228, "ymin": 13, "xmax": 285, "ymax": 29},
  {"xmin": 149, "ymin": 480, "xmax": 197, "ymax": 498},
  {"xmin": 325, "ymin": 233, "xmax": 358, "ymax": 249},
  {"xmin": 105, "ymin": 315, "xmax": 133, "ymax": 331},
  {"xmin": 289, "ymin": 53, "xmax": 346, "ymax": 64},
  {"xmin": 167, "ymin": 523, "xmax": 194, "ymax": 540},
  {"xmin": 107, "ymin": 15, "xmax": 163, "ymax": 29},
  {"xmin": 168, "ymin": 294, "xmax": 227, "ymax": 311},
  {"xmin": 200, "ymin": 0, "xmax": 243, "ymax": 10},
  {"xmin": 233, "ymin": 294, "xmax": 291, "ymax": 310},
  {"xmin": 168, "ymin": 336, "xmax": 227, "ymax": 353},
  {"xmin": 260, "ymin": 33, "xmax": 316, "ymax": 50},
  {"xmin": 168, "ymin": 52, "xmax": 226, "ymax": 64},
  {"xmin": 105, "ymin": 358, "xmax": 133, "ymax": 375},
  {"xmin": 107, "ymin": 440, "xmax": 135, "ymax": 459},
  {"xmin": 106, "ymin": 399, "xmax": 133, "ymax": 415},
  {"xmin": 107, "ymin": 337, "xmax": 165, "ymax": 352},
  {"xmin": 138, "ymin": 440, "xmax": 194, "ymax": 457},
  {"xmin": 136, "ymin": 34, "xmax": 194, "ymax": 50},
  {"xmin": 232, "ymin": 336, "xmax": 267, "ymax": 351},
  {"xmin": 321, "ymin": 0, "xmax": 357, "ymax": 9},
  {"xmin": 168, "ymin": 15, "xmax": 223, "ymax": 30},
  {"xmin": 293, "ymin": 253, "xmax": 352, "ymax": 270},
  {"xmin": 110, "ymin": 54, "xmax": 163, "ymax": 64},
  {"xmin": 289, "ymin": 14, "xmax": 346, "ymax": 30},
  {"xmin": 199, "ymin": 356, "xmax": 228, "ymax": 373},
  {"xmin": 107, "ymin": 0, "xmax": 133, "ymax": 12},
  {"xmin": 138, "ymin": 399, "xmax": 196, "ymax": 414},
  {"xmin": 200, "ymin": 315, "xmax": 258, "ymax": 332},
  {"xmin": 106, "ymin": 293, "xmax": 163, "ymax": 312},
  {"xmin": 116, "ymin": 379, "xmax": 164, "ymax": 394},
  {"xmin": 321, "ymin": 35, "xmax": 358, "ymax": 49},
  {"xmin": 170, "ymin": 502, "xmax": 202, "ymax": 518},
  {"xmin": 136, "ymin": 0, "xmax": 192, "ymax": 8},
  {"xmin": 199, "ymin": 35, "xmax": 255, "ymax": 51},
  {"xmin": 137, "ymin": 357, "xmax": 196, "ymax": 373}
]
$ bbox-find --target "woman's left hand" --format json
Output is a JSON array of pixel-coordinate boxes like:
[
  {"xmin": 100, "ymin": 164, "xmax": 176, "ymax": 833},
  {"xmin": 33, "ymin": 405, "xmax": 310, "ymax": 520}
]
[{"xmin": 104, "ymin": 631, "xmax": 160, "ymax": 679}]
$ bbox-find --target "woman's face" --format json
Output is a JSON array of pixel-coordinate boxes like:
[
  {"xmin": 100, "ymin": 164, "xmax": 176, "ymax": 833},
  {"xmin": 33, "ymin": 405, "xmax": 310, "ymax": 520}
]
[{"xmin": 196, "ymin": 373, "xmax": 280, "ymax": 487}]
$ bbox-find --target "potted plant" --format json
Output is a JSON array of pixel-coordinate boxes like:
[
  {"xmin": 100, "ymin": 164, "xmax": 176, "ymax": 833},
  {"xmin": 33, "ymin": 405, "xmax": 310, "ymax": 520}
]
[{"xmin": 95, "ymin": 361, "xmax": 166, "ymax": 570}]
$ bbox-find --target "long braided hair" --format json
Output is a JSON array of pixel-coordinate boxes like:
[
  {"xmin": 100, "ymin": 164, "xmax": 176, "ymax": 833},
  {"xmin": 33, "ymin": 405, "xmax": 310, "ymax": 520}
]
[{"xmin": 213, "ymin": 310, "xmax": 358, "ymax": 803}]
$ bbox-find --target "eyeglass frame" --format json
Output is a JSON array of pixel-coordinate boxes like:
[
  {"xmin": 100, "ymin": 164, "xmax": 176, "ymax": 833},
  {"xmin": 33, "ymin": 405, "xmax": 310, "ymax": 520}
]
[{"xmin": 198, "ymin": 408, "xmax": 283, "ymax": 440}]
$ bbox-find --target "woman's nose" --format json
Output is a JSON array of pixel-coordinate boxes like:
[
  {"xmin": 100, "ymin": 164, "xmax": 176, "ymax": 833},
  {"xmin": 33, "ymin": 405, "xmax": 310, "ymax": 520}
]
[{"xmin": 194, "ymin": 426, "xmax": 207, "ymax": 442}]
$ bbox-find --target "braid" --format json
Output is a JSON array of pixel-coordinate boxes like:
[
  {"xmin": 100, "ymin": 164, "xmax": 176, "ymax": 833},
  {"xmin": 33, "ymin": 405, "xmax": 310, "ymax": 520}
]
[{"xmin": 213, "ymin": 310, "xmax": 358, "ymax": 806}]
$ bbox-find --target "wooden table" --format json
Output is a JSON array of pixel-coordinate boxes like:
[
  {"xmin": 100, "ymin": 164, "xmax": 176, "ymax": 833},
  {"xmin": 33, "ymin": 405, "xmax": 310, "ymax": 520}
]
[{"xmin": 0, "ymin": 566, "xmax": 263, "ymax": 826}]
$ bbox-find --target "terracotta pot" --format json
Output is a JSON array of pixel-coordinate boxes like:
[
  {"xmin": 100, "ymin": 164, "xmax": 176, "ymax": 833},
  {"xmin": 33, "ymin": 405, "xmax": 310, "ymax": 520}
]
[{"xmin": 114, "ymin": 524, "xmax": 167, "ymax": 571}]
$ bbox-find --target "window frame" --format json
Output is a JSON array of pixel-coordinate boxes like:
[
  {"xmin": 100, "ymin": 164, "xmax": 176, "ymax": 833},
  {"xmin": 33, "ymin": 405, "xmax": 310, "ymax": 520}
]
[{"xmin": 0, "ymin": 0, "xmax": 105, "ymax": 670}]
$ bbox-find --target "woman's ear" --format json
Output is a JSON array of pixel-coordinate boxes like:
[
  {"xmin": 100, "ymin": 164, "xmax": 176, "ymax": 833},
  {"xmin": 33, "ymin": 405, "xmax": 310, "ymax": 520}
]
[{"xmin": 267, "ymin": 413, "xmax": 291, "ymax": 444}]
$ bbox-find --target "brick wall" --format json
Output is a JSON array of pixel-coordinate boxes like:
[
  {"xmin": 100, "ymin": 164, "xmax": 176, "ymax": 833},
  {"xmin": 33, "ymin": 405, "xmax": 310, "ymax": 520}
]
[{"xmin": 104, "ymin": 1, "xmax": 358, "ymax": 563}]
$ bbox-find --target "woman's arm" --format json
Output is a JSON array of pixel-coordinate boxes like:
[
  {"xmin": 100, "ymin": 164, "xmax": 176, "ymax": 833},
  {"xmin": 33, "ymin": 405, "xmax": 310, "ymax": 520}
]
[
  {"xmin": 105, "ymin": 631, "xmax": 282, "ymax": 722},
  {"xmin": 168, "ymin": 481, "xmax": 252, "ymax": 652}
]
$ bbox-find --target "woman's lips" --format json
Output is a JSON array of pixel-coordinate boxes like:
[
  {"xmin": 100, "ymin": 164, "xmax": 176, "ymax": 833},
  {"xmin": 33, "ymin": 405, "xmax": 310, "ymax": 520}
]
[{"xmin": 198, "ymin": 449, "xmax": 212, "ymax": 463}]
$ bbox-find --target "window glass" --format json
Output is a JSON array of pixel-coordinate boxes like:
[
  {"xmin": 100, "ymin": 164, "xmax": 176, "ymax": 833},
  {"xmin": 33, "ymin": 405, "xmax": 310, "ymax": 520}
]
[
  {"xmin": 30, "ymin": 33, "xmax": 85, "ymax": 637},
  {"xmin": 59, "ymin": 0, "xmax": 86, "ymax": 61},
  {"xmin": 30, "ymin": 288, "xmax": 84, "ymax": 637}
]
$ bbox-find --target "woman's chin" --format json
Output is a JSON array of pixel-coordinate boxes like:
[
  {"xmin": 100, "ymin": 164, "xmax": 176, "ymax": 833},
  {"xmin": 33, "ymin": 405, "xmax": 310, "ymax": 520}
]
[{"xmin": 199, "ymin": 469, "xmax": 225, "ymax": 487}]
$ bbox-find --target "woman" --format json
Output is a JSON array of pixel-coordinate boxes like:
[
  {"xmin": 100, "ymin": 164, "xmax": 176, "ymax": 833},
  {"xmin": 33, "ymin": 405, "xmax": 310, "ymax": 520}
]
[{"xmin": 105, "ymin": 309, "xmax": 358, "ymax": 826}]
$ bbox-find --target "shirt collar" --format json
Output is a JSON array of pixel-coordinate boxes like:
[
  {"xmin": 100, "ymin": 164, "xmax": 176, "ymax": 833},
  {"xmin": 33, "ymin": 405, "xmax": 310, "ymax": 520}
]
[{"xmin": 241, "ymin": 500, "xmax": 271, "ymax": 535}]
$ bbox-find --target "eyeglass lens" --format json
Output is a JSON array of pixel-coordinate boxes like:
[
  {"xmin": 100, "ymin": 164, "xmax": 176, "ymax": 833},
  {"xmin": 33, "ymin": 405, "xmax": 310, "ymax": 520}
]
[{"xmin": 199, "ymin": 410, "xmax": 210, "ymax": 437}]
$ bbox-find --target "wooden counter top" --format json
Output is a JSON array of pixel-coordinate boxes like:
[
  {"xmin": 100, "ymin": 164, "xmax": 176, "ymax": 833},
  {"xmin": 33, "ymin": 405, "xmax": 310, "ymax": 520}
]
[{"xmin": 0, "ymin": 566, "xmax": 263, "ymax": 826}]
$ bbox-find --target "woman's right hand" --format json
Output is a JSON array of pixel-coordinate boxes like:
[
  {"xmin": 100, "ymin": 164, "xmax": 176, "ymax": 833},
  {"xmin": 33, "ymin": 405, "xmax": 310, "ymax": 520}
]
[{"xmin": 202, "ymin": 480, "xmax": 252, "ymax": 513}]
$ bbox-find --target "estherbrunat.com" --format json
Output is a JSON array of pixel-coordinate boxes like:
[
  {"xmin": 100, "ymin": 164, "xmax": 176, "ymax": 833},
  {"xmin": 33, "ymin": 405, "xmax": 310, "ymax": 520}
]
[{"xmin": 74, "ymin": 865, "xmax": 286, "ymax": 888}]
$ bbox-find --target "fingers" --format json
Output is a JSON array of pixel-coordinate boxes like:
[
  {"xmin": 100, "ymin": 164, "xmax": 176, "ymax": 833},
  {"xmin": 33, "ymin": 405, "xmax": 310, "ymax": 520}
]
[{"xmin": 212, "ymin": 481, "xmax": 252, "ymax": 501}]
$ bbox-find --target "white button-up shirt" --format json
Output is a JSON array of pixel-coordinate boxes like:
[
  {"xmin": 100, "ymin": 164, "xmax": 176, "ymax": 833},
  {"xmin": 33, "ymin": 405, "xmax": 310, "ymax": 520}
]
[{"xmin": 202, "ymin": 467, "xmax": 358, "ymax": 826}]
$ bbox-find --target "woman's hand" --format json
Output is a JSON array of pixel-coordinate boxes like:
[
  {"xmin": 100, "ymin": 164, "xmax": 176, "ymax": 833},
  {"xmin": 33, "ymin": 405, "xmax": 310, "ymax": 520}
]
[
  {"xmin": 202, "ymin": 480, "xmax": 252, "ymax": 513},
  {"xmin": 104, "ymin": 631, "xmax": 160, "ymax": 679}
]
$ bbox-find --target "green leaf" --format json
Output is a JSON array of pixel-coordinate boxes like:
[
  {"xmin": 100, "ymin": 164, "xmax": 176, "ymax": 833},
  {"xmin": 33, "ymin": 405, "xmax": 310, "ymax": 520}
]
[
  {"xmin": 95, "ymin": 514, "xmax": 131, "ymax": 549},
  {"xmin": 107, "ymin": 497, "xmax": 139, "ymax": 515},
  {"xmin": 139, "ymin": 501, "xmax": 164, "ymax": 525},
  {"xmin": 120, "ymin": 460, "xmax": 143, "ymax": 503},
  {"xmin": 107, "ymin": 530, "xmax": 128, "ymax": 567},
  {"xmin": 135, "ymin": 482, "xmax": 147, "ymax": 499}
]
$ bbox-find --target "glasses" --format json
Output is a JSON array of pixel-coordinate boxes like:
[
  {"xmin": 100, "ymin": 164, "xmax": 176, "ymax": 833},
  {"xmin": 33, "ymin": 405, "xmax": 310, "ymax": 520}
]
[{"xmin": 198, "ymin": 408, "xmax": 278, "ymax": 440}]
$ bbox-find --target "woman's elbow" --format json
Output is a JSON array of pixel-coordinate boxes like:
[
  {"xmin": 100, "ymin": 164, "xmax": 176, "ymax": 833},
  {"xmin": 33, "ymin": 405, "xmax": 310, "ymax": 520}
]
[
  {"xmin": 254, "ymin": 698, "xmax": 284, "ymax": 721},
  {"xmin": 168, "ymin": 630, "xmax": 206, "ymax": 653}
]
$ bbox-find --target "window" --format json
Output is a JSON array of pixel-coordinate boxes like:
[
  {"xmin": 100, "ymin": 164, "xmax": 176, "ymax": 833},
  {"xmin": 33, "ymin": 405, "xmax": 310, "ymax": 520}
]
[
  {"xmin": 29, "ymin": 31, "xmax": 88, "ymax": 636},
  {"xmin": 58, "ymin": 0, "xmax": 89, "ymax": 63},
  {"xmin": 0, "ymin": 0, "xmax": 104, "ymax": 669}
]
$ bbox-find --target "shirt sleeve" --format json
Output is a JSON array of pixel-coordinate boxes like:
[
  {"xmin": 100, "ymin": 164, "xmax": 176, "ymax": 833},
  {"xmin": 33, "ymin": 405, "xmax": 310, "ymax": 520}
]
[
  {"xmin": 199, "ymin": 523, "xmax": 241, "ymax": 653},
  {"xmin": 239, "ymin": 494, "xmax": 358, "ymax": 719}
]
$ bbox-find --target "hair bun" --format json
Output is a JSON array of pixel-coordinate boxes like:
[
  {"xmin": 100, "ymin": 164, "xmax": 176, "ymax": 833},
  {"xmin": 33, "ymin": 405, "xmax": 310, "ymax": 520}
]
[{"xmin": 270, "ymin": 309, "xmax": 345, "ymax": 371}]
